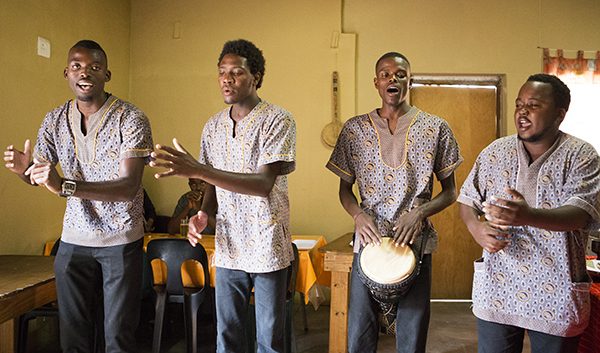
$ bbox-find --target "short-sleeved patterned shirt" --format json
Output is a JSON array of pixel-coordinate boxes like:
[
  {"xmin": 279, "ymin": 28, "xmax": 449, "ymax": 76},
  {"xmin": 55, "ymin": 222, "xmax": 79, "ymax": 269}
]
[
  {"xmin": 458, "ymin": 132, "xmax": 600, "ymax": 337},
  {"xmin": 199, "ymin": 100, "xmax": 296, "ymax": 273},
  {"xmin": 326, "ymin": 107, "xmax": 463, "ymax": 253},
  {"xmin": 34, "ymin": 95, "xmax": 153, "ymax": 247}
]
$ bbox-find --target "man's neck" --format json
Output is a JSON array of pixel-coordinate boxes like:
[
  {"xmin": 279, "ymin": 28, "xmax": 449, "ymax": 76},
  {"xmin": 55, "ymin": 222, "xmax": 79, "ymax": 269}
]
[
  {"xmin": 230, "ymin": 95, "xmax": 261, "ymax": 122},
  {"xmin": 378, "ymin": 101, "xmax": 411, "ymax": 121},
  {"xmin": 76, "ymin": 92, "xmax": 109, "ymax": 119},
  {"xmin": 522, "ymin": 132, "xmax": 561, "ymax": 163}
]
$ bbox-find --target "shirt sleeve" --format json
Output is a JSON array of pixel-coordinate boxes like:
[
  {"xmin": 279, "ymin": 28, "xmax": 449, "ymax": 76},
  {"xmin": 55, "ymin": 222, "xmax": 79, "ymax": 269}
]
[
  {"xmin": 119, "ymin": 104, "xmax": 153, "ymax": 161},
  {"xmin": 326, "ymin": 120, "xmax": 356, "ymax": 184},
  {"xmin": 434, "ymin": 120, "xmax": 463, "ymax": 181},
  {"xmin": 257, "ymin": 111, "xmax": 296, "ymax": 175},
  {"xmin": 33, "ymin": 111, "xmax": 60, "ymax": 164},
  {"xmin": 457, "ymin": 152, "xmax": 486, "ymax": 212},
  {"xmin": 563, "ymin": 143, "xmax": 600, "ymax": 229}
]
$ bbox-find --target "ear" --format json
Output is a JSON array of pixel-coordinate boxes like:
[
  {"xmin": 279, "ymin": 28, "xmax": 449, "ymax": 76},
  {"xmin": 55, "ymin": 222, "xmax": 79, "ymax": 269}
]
[
  {"xmin": 253, "ymin": 72, "xmax": 261, "ymax": 87},
  {"xmin": 63, "ymin": 67, "xmax": 68, "ymax": 79},
  {"xmin": 409, "ymin": 78, "xmax": 414, "ymax": 89},
  {"xmin": 105, "ymin": 70, "xmax": 112, "ymax": 82},
  {"xmin": 555, "ymin": 108, "xmax": 567, "ymax": 126},
  {"xmin": 373, "ymin": 76, "xmax": 378, "ymax": 88}
]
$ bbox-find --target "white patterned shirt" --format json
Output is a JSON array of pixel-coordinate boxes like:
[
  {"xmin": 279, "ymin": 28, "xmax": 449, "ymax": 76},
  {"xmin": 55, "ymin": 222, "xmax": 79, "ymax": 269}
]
[
  {"xmin": 34, "ymin": 95, "xmax": 153, "ymax": 247},
  {"xmin": 199, "ymin": 100, "xmax": 296, "ymax": 272},
  {"xmin": 458, "ymin": 132, "xmax": 600, "ymax": 336},
  {"xmin": 327, "ymin": 107, "xmax": 463, "ymax": 253}
]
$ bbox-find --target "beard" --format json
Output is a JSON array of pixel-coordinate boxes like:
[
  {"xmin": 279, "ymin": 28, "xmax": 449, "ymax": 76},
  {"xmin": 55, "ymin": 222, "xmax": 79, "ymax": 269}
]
[{"xmin": 517, "ymin": 125, "xmax": 559, "ymax": 143}]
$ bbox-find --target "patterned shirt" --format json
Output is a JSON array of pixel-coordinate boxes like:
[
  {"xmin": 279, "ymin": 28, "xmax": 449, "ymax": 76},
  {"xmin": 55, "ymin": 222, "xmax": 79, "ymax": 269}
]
[
  {"xmin": 199, "ymin": 100, "xmax": 296, "ymax": 273},
  {"xmin": 458, "ymin": 132, "xmax": 600, "ymax": 337},
  {"xmin": 34, "ymin": 95, "xmax": 153, "ymax": 247},
  {"xmin": 326, "ymin": 107, "xmax": 463, "ymax": 253}
]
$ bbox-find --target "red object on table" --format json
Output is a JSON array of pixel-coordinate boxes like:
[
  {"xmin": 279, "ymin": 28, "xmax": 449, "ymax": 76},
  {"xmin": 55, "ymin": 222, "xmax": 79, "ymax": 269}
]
[{"xmin": 579, "ymin": 283, "xmax": 600, "ymax": 353}]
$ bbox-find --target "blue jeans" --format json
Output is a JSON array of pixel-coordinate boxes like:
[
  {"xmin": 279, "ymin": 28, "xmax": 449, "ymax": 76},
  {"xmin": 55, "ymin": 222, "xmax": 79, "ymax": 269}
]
[
  {"xmin": 347, "ymin": 254, "xmax": 432, "ymax": 353},
  {"xmin": 215, "ymin": 266, "xmax": 288, "ymax": 353},
  {"xmin": 477, "ymin": 318, "xmax": 581, "ymax": 353},
  {"xmin": 54, "ymin": 238, "xmax": 143, "ymax": 353}
]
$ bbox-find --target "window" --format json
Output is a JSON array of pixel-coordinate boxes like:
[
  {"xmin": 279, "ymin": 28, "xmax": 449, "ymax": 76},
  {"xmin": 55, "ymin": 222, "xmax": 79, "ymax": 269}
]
[{"xmin": 543, "ymin": 49, "xmax": 600, "ymax": 152}]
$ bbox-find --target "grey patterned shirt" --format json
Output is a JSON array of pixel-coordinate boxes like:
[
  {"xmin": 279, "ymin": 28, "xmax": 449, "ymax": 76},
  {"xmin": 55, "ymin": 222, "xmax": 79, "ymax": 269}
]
[
  {"xmin": 458, "ymin": 132, "xmax": 600, "ymax": 336},
  {"xmin": 199, "ymin": 100, "xmax": 296, "ymax": 273},
  {"xmin": 327, "ymin": 107, "xmax": 463, "ymax": 253},
  {"xmin": 34, "ymin": 95, "xmax": 153, "ymax": 247}
]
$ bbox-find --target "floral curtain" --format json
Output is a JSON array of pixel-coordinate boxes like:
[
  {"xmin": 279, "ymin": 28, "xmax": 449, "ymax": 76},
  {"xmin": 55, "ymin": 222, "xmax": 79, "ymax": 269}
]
[{"xmin": 543, "ymin": 48, "xmax": 600, "ymax": 83}]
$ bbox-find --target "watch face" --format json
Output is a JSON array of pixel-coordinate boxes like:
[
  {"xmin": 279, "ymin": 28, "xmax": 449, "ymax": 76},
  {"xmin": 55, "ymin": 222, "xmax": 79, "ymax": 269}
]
[{"xmin": 63, "ymin": 181, "xmax": 76, "ymax": 195}]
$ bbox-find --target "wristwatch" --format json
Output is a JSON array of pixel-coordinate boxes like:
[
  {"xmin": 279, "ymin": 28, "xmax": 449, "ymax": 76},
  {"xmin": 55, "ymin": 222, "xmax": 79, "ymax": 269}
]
[{"xmin": 60, "ymin": 179, "xmax": 77, "ymax": 197}]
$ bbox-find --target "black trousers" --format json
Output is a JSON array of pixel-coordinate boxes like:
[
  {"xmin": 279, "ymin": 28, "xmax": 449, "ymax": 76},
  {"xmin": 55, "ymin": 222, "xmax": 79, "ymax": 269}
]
[
  {"xmin": 477, "ymin": 318, "xmax": 581, "ymax": 353},
  {"xmin": 54, "ymin": 238, "xmax": 143, "ymax": 353}
]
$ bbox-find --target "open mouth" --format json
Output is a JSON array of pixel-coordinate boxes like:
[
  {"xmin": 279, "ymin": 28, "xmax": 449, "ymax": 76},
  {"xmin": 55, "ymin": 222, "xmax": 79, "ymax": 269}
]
[
  {"xmin": 517, "ymin": 117, "xmax": 532, "ymax": 129},
  {"xmin": 77, "ymin": 82, "xmax": 93, "ymax": 90},
  {"xmin": 386, "ymin": 86, "xmax": 399, "ymax": 94}
]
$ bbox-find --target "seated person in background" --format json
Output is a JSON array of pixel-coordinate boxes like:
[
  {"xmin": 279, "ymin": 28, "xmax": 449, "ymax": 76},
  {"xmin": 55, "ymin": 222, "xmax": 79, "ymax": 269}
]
[
  {"xmin": 143, "ymin": 188, "xmax": 157, "ymax": 232},
  {"xmin": 168, "ymin": 178, "xmax": 214, "ymax": 234}
]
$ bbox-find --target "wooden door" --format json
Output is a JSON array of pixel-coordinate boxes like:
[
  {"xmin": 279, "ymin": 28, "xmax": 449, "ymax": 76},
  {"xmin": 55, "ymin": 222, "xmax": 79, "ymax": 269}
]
[{"xmin": 410, "ymin": 75, "xmax": 504, "ymax": 298}]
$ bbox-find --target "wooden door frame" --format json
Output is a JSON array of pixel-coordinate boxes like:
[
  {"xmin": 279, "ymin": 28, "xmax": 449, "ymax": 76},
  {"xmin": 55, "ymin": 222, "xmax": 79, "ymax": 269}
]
[{"xmin": 411, "ymin": 74, "xmax": 506, "ymax": 137}]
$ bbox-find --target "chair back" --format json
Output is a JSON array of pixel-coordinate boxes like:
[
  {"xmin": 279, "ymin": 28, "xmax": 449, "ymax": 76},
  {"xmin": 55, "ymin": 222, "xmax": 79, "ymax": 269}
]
[{"xmin": 146, "ymin": 238, "xmax": 210, "ymax": 295}]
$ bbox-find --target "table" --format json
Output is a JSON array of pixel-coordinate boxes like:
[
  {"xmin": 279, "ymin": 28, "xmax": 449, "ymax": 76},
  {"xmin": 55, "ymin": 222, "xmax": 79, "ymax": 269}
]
[
  {"xmin": 144, "ymin": 234, "xmax": 330, "ymax": 307},
  {"xmin": 0, "ymin": 256, "xmax": 56, "ymax": 353},
  {"xmin": 319, "ymin": 232, "xmax": 354, "ymax": 353}
]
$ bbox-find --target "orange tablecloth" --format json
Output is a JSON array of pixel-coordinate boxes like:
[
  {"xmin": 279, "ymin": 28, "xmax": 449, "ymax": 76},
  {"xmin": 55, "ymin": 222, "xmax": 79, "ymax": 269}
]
[
  {"xmin": 145, "ymin": 234, "xmax": 330, "ymax": 307},
  {"xmin": 579, "ymin": 282, "xmax": 600, "ymax": 353}
]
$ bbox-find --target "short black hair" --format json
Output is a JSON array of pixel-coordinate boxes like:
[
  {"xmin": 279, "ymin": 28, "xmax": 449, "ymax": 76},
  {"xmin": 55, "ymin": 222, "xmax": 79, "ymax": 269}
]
[
  {"xmin": 218, "ymin": 39, "xmax": 265, "ymax": 89},
  {"xmin": 71, "ymin": 40, "xmax": 108, "ymax": 66},
  {"xmin": 527, "ymin": 74, "xmax": 570, "ymax": 111},
  {"xmin": 375, "ymin": 52, "xmax": 411, "ymax": 72}
]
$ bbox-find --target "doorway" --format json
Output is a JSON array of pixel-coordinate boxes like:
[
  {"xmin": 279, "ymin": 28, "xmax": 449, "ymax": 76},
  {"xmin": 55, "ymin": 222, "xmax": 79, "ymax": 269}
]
[{"xmin": 410, "ymin": 74, "xmax": 504, "ymax": 299}]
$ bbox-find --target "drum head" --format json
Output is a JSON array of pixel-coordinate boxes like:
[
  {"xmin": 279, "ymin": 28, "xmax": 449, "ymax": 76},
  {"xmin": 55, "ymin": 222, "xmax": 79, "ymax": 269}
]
[{"xmin": 359, "ymin": 238, "xmax": 417, "ymax": 284}]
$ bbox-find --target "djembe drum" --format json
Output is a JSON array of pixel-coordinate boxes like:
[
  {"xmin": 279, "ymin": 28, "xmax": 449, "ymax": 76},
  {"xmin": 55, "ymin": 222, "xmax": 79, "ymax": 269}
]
[{"xmin": 356, "ymin": 236, "xmax": 426, "ymax": 334}]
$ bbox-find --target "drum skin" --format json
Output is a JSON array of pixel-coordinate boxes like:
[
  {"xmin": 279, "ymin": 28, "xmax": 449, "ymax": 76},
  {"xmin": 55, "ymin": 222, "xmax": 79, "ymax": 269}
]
[{"xmin": 359, "ymin": 238, "xmax": 416, "ymax": 284}]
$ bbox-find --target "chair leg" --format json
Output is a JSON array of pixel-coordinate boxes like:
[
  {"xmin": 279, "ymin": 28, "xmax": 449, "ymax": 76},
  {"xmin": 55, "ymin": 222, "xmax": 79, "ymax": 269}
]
[
  {"xmin": 152, "ymin": 289, "xmax": 167, "ymax": 353},
  {"xmin": 183, "ymin": 293, "xmax": 202, "ymax": 353}
]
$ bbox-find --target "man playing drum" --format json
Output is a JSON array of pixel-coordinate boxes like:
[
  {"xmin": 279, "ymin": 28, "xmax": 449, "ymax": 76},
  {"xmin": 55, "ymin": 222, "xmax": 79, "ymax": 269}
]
[
  {"xmin": 458, "ymin": 74, "xmax": 600, "ymax": 353},
  {"xmin": 326, "ymin": 52, "xmax": 462, "ymax": 353}
]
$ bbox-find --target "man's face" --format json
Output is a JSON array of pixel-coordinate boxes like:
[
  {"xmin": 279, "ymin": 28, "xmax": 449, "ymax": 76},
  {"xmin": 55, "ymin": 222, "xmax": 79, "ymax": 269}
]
[
  {"xmin": 218, "ymin": 53, "xmax": 258, "ymax": 105},
  {"xmin": 189, "ymin": 179, "xmax": 205, "ymax": 193},
  {"xmin": 64, "ymin": 47, "xmax": 111, "ymax": 102},
  {"xmin": 373, "ymin": 56, "xmax": 411, "ymax": 106},
  {"xmin": 514, "ymin": 81, "xmax": 565, "ymax": 143}
]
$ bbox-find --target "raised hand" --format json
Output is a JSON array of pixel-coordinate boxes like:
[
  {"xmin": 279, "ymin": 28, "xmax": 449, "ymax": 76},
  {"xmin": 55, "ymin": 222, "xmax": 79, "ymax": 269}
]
[
  {"xmin": 150, "ymin": 138, "xmax": 205, "ymax": 179},
  {"xmin": 4, "ymin": 140, "xmax": 32, "ymax": 174}
]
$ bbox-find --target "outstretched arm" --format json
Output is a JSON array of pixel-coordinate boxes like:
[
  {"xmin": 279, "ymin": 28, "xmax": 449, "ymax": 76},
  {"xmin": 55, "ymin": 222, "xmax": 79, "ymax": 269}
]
[{"xmin": 151, "ymin": 139, "xmax": 287, "ymax": 197}]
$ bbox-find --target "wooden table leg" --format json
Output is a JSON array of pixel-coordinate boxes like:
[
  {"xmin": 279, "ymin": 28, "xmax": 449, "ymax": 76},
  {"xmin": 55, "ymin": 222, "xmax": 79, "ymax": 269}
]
[
  {"xmin": 0, "ymin": 319, "xmax": 15, "ymax": 353},
  {"xmin": 329, "ymin": 271, "xmax": 349, "ymax": 353}
]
